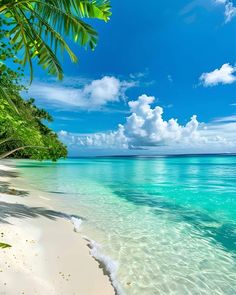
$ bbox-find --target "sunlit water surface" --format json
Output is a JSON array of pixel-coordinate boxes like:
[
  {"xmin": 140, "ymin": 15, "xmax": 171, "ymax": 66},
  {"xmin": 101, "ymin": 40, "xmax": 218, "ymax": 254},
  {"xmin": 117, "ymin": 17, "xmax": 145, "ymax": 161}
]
[{"xmin": 16, "ymin": 156, "xmax": 236, "ymax": 295}]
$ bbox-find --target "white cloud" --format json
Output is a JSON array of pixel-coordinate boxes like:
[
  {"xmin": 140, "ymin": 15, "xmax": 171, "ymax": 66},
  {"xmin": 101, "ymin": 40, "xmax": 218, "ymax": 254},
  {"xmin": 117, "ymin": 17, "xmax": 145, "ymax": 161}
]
[
  {"xmin": 200, "ymin": 63, "xmax": 236, "ymax": 86},
  {"xmin": 123, "ymin": 95, "xmax": 204, "ymax": 147},
  {"xmin": 28, "ymin": 76, "xmax": 135, "ymax": 110},
  {"xmin": 214, "ymin": 0, "xmax": 236, "ymax": 22},
  {"xmin": 58, "ymin": 126, "xmax": 129, "ymax": 149},
  {"xmin": 59, "ymin": 94, "xmax": 236, "ymax": 153},
  {"xmin": 83, "ymin": 77, "xmax": 121, "ymax": 105},
  {"xmin": 225, "ymin": 1, "xmax": 236, "ymax": 22},
  {"xmin": 212, "ymin": 114, "xmax": 236, "ymax": 122},
  {"xmin": 181, "ymin": 1, "xmax": 236, "ymax": 23},
  {"xmin": 201, "ymin": 121, "xmax": 236, "ymax": 146}
]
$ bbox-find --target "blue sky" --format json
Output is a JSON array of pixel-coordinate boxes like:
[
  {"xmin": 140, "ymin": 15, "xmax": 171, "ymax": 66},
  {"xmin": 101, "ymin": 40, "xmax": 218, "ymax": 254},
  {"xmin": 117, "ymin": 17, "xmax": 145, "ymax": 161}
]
[{"xmin": 26, "ymin": 0, "xmax": 236, "ymax": 156}]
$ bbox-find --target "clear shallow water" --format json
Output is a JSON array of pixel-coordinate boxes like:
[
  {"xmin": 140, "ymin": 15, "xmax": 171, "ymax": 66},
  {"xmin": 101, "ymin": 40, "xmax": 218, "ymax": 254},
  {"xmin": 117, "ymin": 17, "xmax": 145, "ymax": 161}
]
[{"xmin": 16, "ymin": 156, "xmax": 236, "ymax": 295}]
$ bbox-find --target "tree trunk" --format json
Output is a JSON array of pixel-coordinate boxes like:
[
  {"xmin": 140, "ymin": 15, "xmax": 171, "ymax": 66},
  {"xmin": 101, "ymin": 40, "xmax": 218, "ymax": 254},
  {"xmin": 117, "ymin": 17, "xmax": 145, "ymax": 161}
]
[{"xmin": 0, "ymin": 146, "xmax": 48, "ymax": 160}]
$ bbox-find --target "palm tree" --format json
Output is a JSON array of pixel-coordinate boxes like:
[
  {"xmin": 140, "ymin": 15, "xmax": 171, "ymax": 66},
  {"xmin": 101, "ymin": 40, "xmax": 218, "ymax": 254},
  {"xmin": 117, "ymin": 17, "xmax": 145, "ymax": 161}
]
[{"xmin": 0, "ymin": 0, "xmax": 111, "ymax": 81}]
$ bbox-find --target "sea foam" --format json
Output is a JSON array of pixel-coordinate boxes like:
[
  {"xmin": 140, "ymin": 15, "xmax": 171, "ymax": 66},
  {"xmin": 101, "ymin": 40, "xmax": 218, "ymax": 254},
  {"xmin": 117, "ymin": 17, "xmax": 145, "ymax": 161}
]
[
  {"xmin": 70, "ymin": 215, "xmax": 124, "ymax": 294},
  {"xmin": 71, "ymin": 216, "xmax": 83, "ymax": 232},
  {"xmin": 84, "ymin": 236, "xmax": 125, "ymax": 295}
]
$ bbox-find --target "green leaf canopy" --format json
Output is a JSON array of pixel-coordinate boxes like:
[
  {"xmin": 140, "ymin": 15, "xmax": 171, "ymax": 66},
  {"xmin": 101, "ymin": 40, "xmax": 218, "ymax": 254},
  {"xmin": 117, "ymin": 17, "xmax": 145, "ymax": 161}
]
[{"xmin": 0, "ymin": 0, "xmax": 111, "ymax": 80}]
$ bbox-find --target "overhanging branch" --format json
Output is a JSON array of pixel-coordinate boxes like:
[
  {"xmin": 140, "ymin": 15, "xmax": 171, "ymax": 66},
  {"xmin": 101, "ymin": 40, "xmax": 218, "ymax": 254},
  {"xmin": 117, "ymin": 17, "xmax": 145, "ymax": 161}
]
[{"xmin": 0, "ymin": 145, "xmax": 49, "ymax": 160}]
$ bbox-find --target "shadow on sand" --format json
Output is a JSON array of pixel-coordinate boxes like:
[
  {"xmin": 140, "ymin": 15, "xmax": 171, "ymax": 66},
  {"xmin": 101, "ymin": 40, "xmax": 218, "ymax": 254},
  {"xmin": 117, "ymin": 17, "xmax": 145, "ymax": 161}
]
[
  {"xmin": 0, "ymin": 181, "xmax": 29, "ymax": 197},
  {"xmin": 0, "ymin": 167, "xmax": 29, "ymax": 197},
  {"xmin": 0, "ymin": 167, "xmax": 83, "ymax": 225},
  {"xmin": 0, "ymin": 201, "xmax": 68, "ymax": 224},
  {"xmin": 0, "ymin": 170, "xmax": 18, "ymax": 178}
]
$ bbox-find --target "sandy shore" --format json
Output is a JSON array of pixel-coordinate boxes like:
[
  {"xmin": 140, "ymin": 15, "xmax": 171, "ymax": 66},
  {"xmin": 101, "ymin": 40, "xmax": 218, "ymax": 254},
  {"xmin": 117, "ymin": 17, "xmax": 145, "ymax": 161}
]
[{"xmin": 0, "ymin": 163, "xmax": 115, "ymax": 295}]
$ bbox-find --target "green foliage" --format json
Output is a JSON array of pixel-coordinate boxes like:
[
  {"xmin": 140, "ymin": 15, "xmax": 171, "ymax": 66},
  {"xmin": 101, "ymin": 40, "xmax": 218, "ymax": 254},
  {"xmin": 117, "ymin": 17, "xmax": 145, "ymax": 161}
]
[
  {"xmin": 0, "ymin": 242, "xmax": 11, "ymax": 249},
  {"xmin": 0, "ymin": 0, "xmax": 111, "ymax": 160},
  {"xmin": 0, "ymin": 98, "xmax": 68, "ymax": 161},
  {"xmin": 0, "ymin": 19, "xmax": 24, "ymax": 111},
  {"xmin": 0, "ymin": 17, "xmax": 67, "ymax": 161},
  {"xmin": 0, "ymin": 67, "xmax": 67, "ymax": 161},
  {"xmin": 0, "ymin": 0, "xmax": 111, "ymax": 80}
]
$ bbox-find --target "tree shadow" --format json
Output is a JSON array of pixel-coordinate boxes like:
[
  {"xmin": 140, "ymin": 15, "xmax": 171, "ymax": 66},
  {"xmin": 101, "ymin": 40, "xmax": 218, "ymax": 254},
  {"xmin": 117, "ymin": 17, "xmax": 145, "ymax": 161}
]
[
  {"xmin": 0, "ymin": 201, "xmax": 75, "ymax": 224},
  {"xmin": 0, "ymin": 170, "xmax": 19, "ymax": 178},
  {"xmin": 0, "ymin": 168, "xmax": 84, "ymax": 226},
  {"xmin": 0, "ymin": 181, "xmax": 29, "ymax": 197},
  {"xmin": 47, "ymin": 190, "xmax": 67, "ymax": 195}
]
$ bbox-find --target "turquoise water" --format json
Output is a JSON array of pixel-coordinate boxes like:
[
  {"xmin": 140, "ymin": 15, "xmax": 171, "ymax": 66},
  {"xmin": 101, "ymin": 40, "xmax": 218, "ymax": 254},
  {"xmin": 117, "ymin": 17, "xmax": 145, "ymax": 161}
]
[{"xmin": 17, "ymin": 156, "xmax": 236, "ymax": 295}]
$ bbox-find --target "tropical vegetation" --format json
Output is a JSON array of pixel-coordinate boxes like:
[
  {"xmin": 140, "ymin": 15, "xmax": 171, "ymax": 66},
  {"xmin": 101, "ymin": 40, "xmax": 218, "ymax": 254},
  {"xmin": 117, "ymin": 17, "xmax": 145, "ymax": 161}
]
[
  {"xmin": 0, "ymin": 0, "xmax": 111, "ymax": 161},
  {"xmin": 0, "ymin": 65, "xmax": 68, "ymax": 160}
]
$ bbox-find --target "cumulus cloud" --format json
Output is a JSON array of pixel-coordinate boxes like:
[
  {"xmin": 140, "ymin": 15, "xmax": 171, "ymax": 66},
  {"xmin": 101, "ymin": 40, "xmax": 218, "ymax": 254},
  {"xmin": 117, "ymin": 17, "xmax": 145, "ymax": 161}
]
[
  {"xmin": 124, "ymin": 95, "xmax": 204, "ymax": 147},
  {"xmin": 59, "ymin": 94, "xmax": 235, "ymax": 153},
  {"xmin": 200, "ymin": 63, "xmax": 236, "ymax": 86},
  {"xmin": 215, "ymin": 0, "xmax": 236, "ymax": 22},
  {"xmin": 59, "ymin": 125, "xmax": 129, "ymax": 149},
  {"xmin": 28, "ymin": 76, "xmax": 135, "ymax": 110}
]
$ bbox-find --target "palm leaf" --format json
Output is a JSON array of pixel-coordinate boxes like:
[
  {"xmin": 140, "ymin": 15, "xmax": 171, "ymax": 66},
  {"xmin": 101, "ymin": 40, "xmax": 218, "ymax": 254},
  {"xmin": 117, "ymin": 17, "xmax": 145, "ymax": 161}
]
[
  {"xmin": 10, "ymin": 8, "xmax": 64, "ymax": 79},
  {"xmin": 75, "ymin": 0, "xmax": 112, "ymax": 21},
  {"xmin": 0, "ymin": 0, "xmax": 111, "ymax": 80},
  {"xmin": 0, "ymin": 242, "xmax": 11, "ymax": 249},
  {"xmin": 10, "ymin": 6, "xmax": 34, "ymax": 82},
  {"xmin": 0, "ymin": 82, "xmax": 19, "ymax": 113}
]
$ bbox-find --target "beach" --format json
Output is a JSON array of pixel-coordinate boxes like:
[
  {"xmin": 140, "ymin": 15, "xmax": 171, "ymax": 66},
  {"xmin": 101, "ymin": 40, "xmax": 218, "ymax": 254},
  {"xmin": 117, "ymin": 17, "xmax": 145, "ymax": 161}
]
[
  {"xmin": 0, "ymin": 162, "xmax": 115, "ymax": 295},
  {"xmin": 2, "ymin": 1, "xmax": 236, "ymax": 294}
]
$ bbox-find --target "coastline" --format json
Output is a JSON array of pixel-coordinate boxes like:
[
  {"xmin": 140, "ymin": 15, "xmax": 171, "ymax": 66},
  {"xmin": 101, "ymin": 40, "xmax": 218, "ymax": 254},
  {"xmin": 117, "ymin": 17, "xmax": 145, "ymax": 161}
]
[{"xmin": 0, "ymin": 161, "xmax": 115, "ymax": 295}]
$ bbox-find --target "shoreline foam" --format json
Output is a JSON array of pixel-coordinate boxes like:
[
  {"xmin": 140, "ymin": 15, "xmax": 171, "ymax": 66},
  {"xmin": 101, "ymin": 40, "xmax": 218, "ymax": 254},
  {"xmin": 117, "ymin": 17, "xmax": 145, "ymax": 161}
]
[
  {"xmin": 70, "ymin": 215, "xmax": 124, "ymax": 295},
  {"xmin": 85, "ymin": 237, "xmax": 125, "ymax": 295}
]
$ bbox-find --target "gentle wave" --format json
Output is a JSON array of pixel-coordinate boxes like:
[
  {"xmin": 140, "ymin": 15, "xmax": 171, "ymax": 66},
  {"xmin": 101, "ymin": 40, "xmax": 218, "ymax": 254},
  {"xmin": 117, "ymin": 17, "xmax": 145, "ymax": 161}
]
[
  {"xmin": 84, "ymin": 236, "xmax": 125, "ymax": 295},
  {"xmin": 70, "ymin": 216, "xmax": 124, "ymax": 294}
]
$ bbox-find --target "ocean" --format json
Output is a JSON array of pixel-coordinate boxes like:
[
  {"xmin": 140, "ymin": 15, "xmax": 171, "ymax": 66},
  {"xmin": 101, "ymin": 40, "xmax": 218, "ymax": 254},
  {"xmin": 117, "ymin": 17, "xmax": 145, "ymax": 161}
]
[{"xmin": 16, "ymin": 156, "xmax": 236, "ymax": 295}]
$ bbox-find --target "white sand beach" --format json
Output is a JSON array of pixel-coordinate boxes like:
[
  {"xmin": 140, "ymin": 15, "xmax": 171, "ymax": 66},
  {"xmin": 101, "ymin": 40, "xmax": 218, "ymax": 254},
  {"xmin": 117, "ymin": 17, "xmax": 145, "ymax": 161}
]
[{"xmin": 0, "ymin": 163, "xmax": 115, "ymax": 295}]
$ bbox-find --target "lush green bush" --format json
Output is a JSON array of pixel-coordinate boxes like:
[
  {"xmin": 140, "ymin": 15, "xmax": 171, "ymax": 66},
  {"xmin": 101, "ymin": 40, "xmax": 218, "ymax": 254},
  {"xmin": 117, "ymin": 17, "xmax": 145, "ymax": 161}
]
[
  {"xmin": 0, "ymin": 99, "xmax": 68, "ymax": 160},
  {"xmin": 0, "ymin": 67, "xmax": 67, "ymax": 161}
]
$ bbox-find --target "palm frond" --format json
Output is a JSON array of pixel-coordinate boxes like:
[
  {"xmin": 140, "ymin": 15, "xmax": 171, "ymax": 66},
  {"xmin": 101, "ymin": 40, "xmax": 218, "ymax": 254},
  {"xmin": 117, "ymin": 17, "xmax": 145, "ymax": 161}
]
[
  {"xmin": 0, "ymin": 0, "xmax": 111, "ymax": 80},
  {"xmin": 0, "ymin": 242, "xmax": 11, "ymax": 249},
  {"xmin": 0, "ymin": 82, "xmax": 19, "ymax": 113},
  {"xmin": 28, "ymin": 1, "xmax": 99, "ymax": 49},
  {"xmin": 11, "ymin": 7, "xmax": 64, "ymax": 79},
  {"xmin": 10, "ymin": 6, "xmax": 34, "ymax": 82},
  {"xmin": 74, "ymin": 0, "xmax": 112, "ymax": 21}
]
